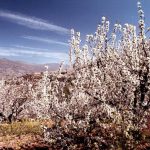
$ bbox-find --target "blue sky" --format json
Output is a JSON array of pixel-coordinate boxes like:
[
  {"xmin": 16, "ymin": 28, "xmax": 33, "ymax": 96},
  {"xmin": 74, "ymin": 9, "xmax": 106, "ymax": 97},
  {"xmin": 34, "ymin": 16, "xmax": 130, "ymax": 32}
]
[{"xmin": 0, "ymin": 0, "xmax": 150, "ymax": 64}]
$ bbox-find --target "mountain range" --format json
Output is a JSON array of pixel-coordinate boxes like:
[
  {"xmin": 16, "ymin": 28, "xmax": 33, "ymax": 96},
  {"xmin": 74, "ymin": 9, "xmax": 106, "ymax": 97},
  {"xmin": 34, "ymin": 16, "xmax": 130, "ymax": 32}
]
[{"xmin": 0, "ymin": 58, "xmax": 66, "ymax": 78}]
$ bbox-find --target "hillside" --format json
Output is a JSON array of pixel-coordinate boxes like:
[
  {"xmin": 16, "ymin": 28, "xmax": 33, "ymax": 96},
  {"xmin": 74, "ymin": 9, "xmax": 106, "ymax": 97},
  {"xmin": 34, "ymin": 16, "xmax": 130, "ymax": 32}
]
[{"xmin": 0, "ymin": 58, "xmax": 63, "ymax": 78}]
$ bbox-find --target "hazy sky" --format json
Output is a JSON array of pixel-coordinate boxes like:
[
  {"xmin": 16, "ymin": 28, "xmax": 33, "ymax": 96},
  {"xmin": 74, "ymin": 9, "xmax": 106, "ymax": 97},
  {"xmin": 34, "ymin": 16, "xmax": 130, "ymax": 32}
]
[{"xmin": 0, "ymin": 0, "xmax": 150, "ymax": 64}]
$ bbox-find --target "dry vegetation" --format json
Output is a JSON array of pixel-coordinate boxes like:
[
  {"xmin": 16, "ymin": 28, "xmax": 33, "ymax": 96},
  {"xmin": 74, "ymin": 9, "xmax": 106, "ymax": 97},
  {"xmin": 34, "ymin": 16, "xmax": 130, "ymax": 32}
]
[{"xmin": 0, "ymin": 120, "xmax": 53, "ymax": 149}]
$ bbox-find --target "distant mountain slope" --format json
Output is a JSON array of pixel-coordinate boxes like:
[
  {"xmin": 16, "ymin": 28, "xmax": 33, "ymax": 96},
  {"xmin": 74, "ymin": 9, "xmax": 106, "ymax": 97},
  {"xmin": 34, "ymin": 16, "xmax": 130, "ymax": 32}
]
[{"xmin": 0, "ymin": 58, "xmax": 64, "ymax": 78}]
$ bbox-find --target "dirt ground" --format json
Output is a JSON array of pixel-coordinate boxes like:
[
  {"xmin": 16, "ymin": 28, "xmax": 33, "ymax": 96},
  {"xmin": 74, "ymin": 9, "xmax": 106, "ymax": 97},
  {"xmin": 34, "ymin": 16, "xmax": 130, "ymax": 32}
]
[{"xmin": 0, "ymin": 134, "xmax": 50, "ymax": 150}]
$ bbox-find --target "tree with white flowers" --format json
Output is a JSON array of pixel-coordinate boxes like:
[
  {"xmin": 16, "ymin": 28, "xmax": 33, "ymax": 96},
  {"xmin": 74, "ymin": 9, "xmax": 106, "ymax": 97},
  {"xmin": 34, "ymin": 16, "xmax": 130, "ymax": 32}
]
[{"xmin": 35, "ymin": 1, "xmax": 150, "ymax": 149}]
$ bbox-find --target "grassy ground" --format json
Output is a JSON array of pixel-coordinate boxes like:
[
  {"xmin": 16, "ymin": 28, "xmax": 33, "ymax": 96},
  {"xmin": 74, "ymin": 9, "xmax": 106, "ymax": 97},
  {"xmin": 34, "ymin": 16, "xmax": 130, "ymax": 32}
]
[
  {"xmin": 0, "ymin": 120, "xmax": 52, "ymax": 149},
  {"xmin": 0, "ymin": 120, "xmax": 42, "ymax": 136}
]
